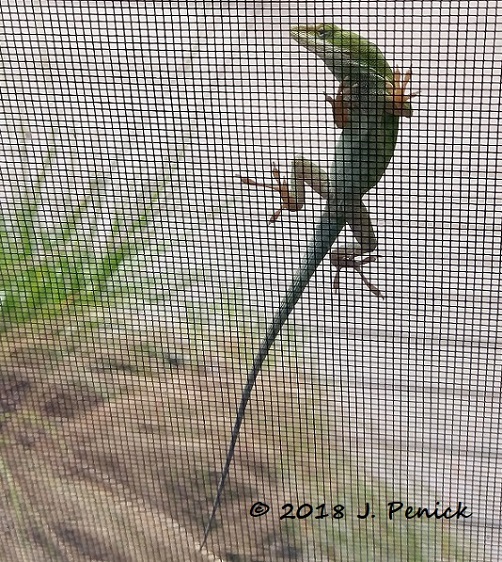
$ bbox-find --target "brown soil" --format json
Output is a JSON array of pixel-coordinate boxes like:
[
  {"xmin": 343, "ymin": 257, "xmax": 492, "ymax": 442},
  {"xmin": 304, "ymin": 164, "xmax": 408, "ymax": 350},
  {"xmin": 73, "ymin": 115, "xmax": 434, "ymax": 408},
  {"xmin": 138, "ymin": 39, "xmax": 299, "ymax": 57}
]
[
  {"xmin": 0, "ymin": 320, "xmax": 460, "ymax": 562},
  {"xmin": 0, "ymin": 322, "xmax": 318, "ymax": 562}
]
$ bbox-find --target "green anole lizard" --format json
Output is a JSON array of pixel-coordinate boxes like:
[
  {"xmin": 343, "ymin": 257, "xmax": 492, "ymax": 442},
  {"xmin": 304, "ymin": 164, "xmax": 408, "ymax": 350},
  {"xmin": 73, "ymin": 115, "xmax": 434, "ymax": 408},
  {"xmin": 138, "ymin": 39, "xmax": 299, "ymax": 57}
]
[{"xmin": 201, "ymin": 24, "xmax": 416, "ymax": 547}]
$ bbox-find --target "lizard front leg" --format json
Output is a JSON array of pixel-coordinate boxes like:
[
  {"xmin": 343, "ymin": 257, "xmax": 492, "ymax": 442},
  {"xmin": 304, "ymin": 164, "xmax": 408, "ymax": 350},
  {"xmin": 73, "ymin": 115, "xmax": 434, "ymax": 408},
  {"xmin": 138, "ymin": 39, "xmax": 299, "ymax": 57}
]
[
  {"xmin": 324, "ymin": 80, "xmax": 353, "ymax": 129},
  {"xmin": 385, "ymin": 67, "xmax": 418, "ymax": 118},
  {"xmin": 326, "ymin": 69, "xmax": 417, "ymax": 123}
]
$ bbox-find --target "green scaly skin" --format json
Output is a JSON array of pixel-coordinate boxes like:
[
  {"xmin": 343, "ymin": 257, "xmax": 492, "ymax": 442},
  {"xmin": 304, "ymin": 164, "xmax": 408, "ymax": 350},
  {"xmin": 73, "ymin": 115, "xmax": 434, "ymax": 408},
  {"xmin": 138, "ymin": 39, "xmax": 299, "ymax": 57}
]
[
  {"xmin": 201, "ymin": 24, "xmax": 414, "ymax": 548},
  {"xmin": 292, "ymin": 24, "xmax": 410, "ymax": 181}
]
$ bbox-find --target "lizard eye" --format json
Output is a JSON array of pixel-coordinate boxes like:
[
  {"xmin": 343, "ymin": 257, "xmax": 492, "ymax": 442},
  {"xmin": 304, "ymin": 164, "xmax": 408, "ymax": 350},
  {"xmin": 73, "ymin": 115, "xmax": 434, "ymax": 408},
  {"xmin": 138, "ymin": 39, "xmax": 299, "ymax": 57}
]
[{"xmin": 316, "ymin": 26, "xmax": 329, "ymax": 39}]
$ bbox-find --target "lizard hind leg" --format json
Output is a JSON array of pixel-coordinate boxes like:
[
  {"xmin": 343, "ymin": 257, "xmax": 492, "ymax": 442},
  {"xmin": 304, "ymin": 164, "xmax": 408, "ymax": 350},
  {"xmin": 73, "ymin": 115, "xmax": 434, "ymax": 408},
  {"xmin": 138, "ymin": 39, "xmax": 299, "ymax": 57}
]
[
  {"xmin": 238, "ymin": 163, "xmax": 295, "ymax": 223},
  {"xmin": 330, "ymin": 252, "xmax": 384, "ymax": 299},
  {"xmin": 330, "ymin": 199, "xmax": 384, "ymax": 298},
  {"xmin": 238, "ymin": 157, "xmax": 330, "ymax": 224}
]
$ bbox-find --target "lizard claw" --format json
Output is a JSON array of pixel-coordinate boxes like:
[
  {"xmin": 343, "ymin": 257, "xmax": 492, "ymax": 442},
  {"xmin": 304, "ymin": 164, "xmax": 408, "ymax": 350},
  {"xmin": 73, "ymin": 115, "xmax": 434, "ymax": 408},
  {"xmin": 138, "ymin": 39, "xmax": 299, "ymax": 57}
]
[{"xmin": 331, "ymin": 253, "xmax": 385, "ymax": 299}]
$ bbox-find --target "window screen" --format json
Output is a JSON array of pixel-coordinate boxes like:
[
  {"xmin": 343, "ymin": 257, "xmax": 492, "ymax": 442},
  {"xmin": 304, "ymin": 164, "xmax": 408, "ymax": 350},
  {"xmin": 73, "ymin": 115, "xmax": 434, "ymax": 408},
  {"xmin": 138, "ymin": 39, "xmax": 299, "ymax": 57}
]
[{"xmin": 0, "ymin": 2, "xmax": 499, "ymax": 561}]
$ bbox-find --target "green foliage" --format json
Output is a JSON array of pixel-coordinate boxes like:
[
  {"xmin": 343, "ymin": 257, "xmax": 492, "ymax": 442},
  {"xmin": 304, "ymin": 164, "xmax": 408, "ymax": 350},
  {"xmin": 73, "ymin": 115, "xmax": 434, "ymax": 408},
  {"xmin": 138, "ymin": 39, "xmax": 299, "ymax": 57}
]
[{"xmin": 0, "ymin": 134, "xmax": 173, "ymax": 333}]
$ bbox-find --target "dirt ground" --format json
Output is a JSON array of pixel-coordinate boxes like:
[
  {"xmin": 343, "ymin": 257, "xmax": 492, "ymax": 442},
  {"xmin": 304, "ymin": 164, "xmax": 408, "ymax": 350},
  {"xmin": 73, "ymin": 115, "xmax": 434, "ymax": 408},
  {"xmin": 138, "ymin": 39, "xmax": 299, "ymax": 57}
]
[
  {"xmin": 0, "ymin": 320, "xmax": 463, "ymax": 561},
  {"xmin": 0, "ymin": 320, "xmax": 329, "ymax": 562}
]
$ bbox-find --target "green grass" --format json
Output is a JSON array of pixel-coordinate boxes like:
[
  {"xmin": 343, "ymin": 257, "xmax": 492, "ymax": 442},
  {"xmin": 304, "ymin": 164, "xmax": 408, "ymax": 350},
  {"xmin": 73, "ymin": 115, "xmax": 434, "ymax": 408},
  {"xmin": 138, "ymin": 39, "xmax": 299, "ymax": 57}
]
[{"xmin": 0, "ymin": 133, "xmax": 173, "ymax": 333}]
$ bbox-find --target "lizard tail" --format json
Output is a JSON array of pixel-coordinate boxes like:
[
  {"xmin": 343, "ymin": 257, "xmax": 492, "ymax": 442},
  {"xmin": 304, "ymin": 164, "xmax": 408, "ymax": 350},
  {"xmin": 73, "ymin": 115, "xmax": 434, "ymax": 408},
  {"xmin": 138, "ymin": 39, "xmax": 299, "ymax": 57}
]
[{"xmin": 201, "ymin": 210, "xmax": 344, "ymax": 548}]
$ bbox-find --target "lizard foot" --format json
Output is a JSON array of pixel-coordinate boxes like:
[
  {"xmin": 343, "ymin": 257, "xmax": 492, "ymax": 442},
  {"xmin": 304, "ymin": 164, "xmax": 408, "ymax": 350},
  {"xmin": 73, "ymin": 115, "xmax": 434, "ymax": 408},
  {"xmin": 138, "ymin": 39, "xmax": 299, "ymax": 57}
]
[
  {"xmin": 237, "ymin": 163, "xmax": 295, "ymax": 223},
  {"xmin": 385, "ymin": 67, "xmax": 418, "ymax": 118},
  {"xmin": 331, "ymin": 253, "xmax": 384, "ymax": 299}
]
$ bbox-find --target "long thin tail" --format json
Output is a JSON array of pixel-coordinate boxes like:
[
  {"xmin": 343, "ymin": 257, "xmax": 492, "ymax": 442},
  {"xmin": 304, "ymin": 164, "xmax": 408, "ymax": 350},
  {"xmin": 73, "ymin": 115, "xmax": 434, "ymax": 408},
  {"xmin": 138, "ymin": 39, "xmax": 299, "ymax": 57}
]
[{"xmin": 201, "ymin": 212, "xmax": 344, "ymax": 548}]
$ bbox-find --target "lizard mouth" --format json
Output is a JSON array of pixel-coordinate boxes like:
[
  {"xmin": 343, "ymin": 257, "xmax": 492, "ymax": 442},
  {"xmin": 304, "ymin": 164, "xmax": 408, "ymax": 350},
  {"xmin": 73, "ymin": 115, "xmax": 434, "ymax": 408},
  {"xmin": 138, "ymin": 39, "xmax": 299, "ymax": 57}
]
[
  {"xmin": 290, "ymin": 24, "xmax": 346, "ymax": 62},
  {"xmin": 290, "ymin": 24, "xmax": 320, "ymax": 46}
]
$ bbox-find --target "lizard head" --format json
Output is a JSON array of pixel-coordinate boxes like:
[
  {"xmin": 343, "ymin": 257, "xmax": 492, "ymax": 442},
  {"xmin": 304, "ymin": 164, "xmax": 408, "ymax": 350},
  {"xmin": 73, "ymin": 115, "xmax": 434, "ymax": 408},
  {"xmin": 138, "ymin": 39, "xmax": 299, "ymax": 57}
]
[
  {"xmin": 291, "ymin": 24, "xmax": 414, "ymax": 117},
  {"xmin": 291, "ymin": 24, "xmax": 394, "ymax": 82}
]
